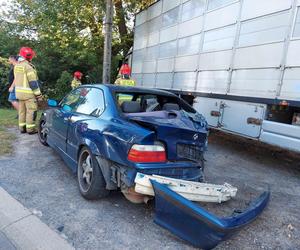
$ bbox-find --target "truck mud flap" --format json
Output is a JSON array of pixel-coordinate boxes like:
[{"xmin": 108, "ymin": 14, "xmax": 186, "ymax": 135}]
[{"xmin": 151, "ymin": 180, "xmax": 270, "ymax": 250}]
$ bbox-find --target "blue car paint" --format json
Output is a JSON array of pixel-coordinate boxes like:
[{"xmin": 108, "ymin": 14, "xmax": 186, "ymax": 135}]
[
  {"xmin": 151, "ymin": 180, "xmax": 270, "ymax": 250},
  {"xmin": 42, "ymin": 85, "xmax": 207, "ymax": 186}
]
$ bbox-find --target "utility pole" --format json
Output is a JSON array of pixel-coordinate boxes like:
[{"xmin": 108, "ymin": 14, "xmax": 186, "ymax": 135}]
[{"xmin": 102, "ymin": 0, "xmax": 113, "ymax": 84}]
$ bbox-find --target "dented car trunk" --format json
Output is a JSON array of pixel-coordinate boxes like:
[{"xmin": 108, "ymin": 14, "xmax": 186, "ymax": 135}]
[{"xmin": 125, "ymin": 110, "xmax": 208, "ymax": 162}]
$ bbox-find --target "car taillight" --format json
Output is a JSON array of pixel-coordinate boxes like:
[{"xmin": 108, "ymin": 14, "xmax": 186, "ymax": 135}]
[{"xmin": 128, "ymin": 144, "xmax": 167, "ymax": 163}]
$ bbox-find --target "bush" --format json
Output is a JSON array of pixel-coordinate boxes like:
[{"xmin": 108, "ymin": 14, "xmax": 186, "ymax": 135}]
[
  {"xmin": 53, "ymin": 71, "xmax": 73, "ymax": 100},
  {"xmin": 0, "ymin": 57, "xmax": 10, "ymax": 108}
]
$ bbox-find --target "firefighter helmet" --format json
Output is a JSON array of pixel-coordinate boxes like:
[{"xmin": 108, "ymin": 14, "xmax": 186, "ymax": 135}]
[
  {"xmin": 120, "ymin": 63, "xmax": 131, "ymax": 76},
  {"xmin": 74, "ymin": 71, "xmax": 83, "ymax": 79},
  {"xmin": 19, "ymin": 47, "xmax": 36, "ymax": 61}
]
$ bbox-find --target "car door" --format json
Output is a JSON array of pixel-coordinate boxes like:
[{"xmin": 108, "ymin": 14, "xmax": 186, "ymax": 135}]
[
  {"xmin": 51, "ymin": 89, "xmax": 82, "ymax": 152},
  {"xmin": 66, "ymin": 87, "xmax": 106, "ymax": 162}
]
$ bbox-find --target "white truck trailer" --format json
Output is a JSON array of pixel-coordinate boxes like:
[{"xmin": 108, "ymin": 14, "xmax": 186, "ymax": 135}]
[{"xmin": 131, "ymin": 0, "xmax": 300, "ymax": 153}]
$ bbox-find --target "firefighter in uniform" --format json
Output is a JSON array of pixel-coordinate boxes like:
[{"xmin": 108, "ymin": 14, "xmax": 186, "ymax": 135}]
[
  {"xmin": 114, "ymin": 63, "xmax": 136, "ymax": 104},
  {"xmin": 71, "ymin": 71, "xmax": 83, "ymax": 89},
  {"xmin": 114, "ymin": 62, "xmax": 136, "ymax": 86},
  {"xmin": 14, "ymin": 47, "xmax": 42, "ymax": 134}
]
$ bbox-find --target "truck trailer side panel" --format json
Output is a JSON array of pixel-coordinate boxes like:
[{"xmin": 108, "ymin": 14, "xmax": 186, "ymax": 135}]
[{"xmin": 132, "ymin": 0, "xmax": 300, "ymax": 152}]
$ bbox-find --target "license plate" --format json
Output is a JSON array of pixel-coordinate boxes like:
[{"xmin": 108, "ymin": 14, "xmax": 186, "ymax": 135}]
[{"xmin": 177, "ymin": 144, "xmax": 203, "ymax": 162}]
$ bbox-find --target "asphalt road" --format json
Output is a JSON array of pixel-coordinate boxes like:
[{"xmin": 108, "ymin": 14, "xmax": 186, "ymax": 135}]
[{"xmin": 0, "ymin": 128, "xmax": 299, "ymax": 249}]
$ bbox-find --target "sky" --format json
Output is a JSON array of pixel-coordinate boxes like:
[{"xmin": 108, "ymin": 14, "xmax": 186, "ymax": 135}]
[{"xmin": 0, "ymin": 0, "xmax": 13, "ymax": 20}]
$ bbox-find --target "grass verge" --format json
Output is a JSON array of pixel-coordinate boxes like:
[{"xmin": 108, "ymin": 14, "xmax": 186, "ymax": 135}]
[{"xmin": 0, "ymin": 109, "xmax": 18, "ymax": 155}]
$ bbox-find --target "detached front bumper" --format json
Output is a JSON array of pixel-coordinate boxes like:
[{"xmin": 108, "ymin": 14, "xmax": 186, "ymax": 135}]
[{"xmin": 151, "ymin": 180, "xmax": 270, "ymax": 250}]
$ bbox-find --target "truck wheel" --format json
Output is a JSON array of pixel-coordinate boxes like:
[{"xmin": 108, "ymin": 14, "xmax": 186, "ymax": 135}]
[
  {"xmin": 38, "ymin": 119, "xmax": 48, "ymax": 146},
  {"xmin": 77, "ymin": 147, "xmax": 109, "ymax": 200}
]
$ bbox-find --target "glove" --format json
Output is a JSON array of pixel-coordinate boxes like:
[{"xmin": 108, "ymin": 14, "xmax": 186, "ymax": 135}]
[
  {"xmin": 35, "ymin": 94, "xmax": 43, "ymax": 101},
  {"xmin": 36, "ymin": 95, "xmax": 46, "ymax": 109}
]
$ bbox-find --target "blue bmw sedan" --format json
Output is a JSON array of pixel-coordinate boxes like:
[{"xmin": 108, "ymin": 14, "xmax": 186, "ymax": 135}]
[{"xmin": 38, "ymin": 85, "xmax": 208, "ymax": 201}]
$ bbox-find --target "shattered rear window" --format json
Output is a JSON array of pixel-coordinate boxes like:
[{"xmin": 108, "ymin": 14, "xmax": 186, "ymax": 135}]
[{"xmin": 114, "ymin": 91, "xmax": 196, "ymax": 114}]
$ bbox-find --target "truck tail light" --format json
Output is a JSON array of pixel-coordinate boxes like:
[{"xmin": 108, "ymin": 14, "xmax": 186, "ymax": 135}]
[{"xmin": 128, "ymin": 144, "xmax": 167, "ymax": 163}]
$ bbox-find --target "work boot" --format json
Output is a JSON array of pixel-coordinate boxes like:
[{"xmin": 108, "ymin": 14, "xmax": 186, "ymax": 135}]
[
  {"xmin": 20, "ymin": 127, "xmax": 26, "ymax": 134},
  {"xmin": 27, "ymin": 130, "xmax": 37, "ymax": 135}
]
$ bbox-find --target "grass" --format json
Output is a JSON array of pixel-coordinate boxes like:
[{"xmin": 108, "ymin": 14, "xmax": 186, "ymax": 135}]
[
  {"xmin": 0, "ymin": 108, "xmax": 42, "ymax": 155},
  {"xmin": 0, "ymin": 108, "xmax": 18, "ymax": 127},
  {"xmin": 0, "ymin": 109, "xmax": 18, "ymax": 155}
]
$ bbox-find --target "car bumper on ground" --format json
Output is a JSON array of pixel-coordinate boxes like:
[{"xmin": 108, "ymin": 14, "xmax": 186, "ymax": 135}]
[{"xmin": 151, "ymin": 180, "xmax": 270, "ymax": 250}]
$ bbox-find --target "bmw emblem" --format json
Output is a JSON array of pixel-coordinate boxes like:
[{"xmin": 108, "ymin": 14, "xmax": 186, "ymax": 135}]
[{"xmin": 193, "ymin": 134, "xmax": 199, "ymax": 140}]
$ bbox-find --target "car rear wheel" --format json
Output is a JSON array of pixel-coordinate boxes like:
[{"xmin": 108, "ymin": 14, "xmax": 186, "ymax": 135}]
[
  {"xmin": 77, "ymin": 147, "xmax": 109, "ymax": 200},
  {"xmin": 38, "ymin": 119, "xmax": 48, "ymax": 146}
]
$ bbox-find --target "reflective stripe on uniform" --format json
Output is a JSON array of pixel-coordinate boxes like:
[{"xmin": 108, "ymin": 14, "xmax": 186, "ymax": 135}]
[
  {"xmin": 16, "ymin": 88, "xmax": 34, "ymax": 94},
  {"xmin": 14, "ymin": 66, "xmax": 25, "ymax": 73},
  {"xmin": 16, "ymin": 89, "xmax": 33, "ymax": 94},
  {"xmin": 26, "ymin": 124, "xmax": 36, "ymax": 128},
  {"xmin": 27, "ymin": 72, "xmax": 35, "ymax": 77},
  {"xmin": 19, "ymin": 123, "xmax": 26, "ymax": 127},
  {"xmin": 119, "ymin": 79, "xmax": 135, "ymax": 86},
  {"xmin": 118, "ymin": 95, "xmax": 133, "ymax": 101}
]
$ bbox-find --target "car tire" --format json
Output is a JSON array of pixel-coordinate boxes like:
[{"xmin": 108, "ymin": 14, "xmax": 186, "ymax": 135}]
[
  {"xmin": 77, "ymin": 146, "xmax": 109, "ymax": 200},
  {"xmin": 38, "ymin": 119, "xmax": 49, "ymax": 146}
]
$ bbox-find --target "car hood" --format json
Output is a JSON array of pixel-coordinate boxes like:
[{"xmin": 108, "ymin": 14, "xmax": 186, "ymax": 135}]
[{"xmin": 125, "ymin": 111, "xmax": 208, "ymax": 161}]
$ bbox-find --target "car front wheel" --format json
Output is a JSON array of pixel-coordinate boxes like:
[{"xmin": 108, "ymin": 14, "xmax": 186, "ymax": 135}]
[{"xmin": 77, "ymin": 147, "xmax": 109, "ymax": 200}]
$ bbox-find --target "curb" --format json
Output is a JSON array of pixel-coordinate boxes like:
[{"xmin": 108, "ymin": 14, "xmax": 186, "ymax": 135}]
[{"xmin": 0, "ymin": 187, "xmax": 74, "ymax": 250}]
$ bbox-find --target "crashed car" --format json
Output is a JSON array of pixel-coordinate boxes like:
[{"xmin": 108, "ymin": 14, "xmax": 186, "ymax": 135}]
[
  {"xmin": 38, "ymin": 85, "xmax": 210, "ymax": 201},
  {"xmin": 38, "ymin": 85, "xmax": 269, "ymax": 249}
]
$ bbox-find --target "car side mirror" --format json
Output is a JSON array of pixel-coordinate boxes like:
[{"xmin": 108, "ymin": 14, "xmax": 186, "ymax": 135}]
[
  {"xmin": 62, "ymin": 104, "xmax": 72, "ymax": 112},
  {"xmin": 48, "ymin": 99, "xmax": 58, "ymax": 107}
]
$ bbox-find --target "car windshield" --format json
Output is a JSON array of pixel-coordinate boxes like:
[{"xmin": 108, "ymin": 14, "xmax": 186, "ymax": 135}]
[{"xmin": 114, "ymin": 91, "xmax": 196, "ymax": 114}]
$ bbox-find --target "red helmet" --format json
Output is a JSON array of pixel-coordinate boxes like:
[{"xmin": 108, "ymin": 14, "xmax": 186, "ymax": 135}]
[
  {"xmin": 19, "ymin": 47, "xmax": 36, "ymax": 61},
  {"xmin": 74, "ymin": 71, "xmax": 83, "ymax": 79},
  {"xmin": 120, "ymin": 64, "xmax": 131, "ymax": 76}
]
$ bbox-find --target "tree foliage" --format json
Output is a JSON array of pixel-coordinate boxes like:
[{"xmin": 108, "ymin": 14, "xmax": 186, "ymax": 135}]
[
  {"xmin": 53, "ymin": 71, "xmax": 73, "ymax": 100},
  {"xmin": 0, "ymin": 56, "xmax": 10, "ymax": 107},
  {"xmin": 0, "ymin": 0, "xmax": 154, "ymax": 106}
]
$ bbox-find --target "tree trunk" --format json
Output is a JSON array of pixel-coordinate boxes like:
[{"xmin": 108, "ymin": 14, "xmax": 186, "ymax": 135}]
[
  {"xmin": 114, "ymin": 0, "xmax": 128, "ymax": 37},
  {"xmin": 114, "ymin": 0, "xmax": 131, "ymax": 56}
]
